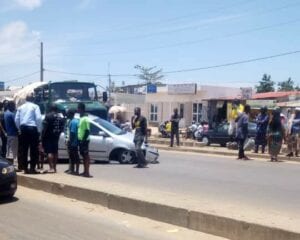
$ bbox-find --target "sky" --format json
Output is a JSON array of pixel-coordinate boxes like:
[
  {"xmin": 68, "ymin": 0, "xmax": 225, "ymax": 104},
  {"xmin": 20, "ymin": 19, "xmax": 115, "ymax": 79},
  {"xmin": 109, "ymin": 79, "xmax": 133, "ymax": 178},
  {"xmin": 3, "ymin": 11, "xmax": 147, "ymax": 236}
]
[{"xmin": 0, "ymin": 0, "xmax": 300, "ymax": 89}]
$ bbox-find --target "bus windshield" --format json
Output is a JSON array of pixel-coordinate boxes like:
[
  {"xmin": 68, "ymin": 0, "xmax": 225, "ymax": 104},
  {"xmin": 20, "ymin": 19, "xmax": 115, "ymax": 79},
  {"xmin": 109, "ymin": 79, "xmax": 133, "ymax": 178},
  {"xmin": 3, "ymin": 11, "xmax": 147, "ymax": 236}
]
[{"xmin": 50, "ymin": 82, "xmax": 97, "ymax": 102}]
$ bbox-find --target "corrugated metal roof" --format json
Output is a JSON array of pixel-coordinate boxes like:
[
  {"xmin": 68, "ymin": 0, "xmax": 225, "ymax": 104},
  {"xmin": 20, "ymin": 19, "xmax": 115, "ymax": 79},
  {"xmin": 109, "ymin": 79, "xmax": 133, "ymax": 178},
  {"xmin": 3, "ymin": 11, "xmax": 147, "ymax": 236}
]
[{"xmin": 252, "ymin": 91, "xmax": 299, "ymax": 99}]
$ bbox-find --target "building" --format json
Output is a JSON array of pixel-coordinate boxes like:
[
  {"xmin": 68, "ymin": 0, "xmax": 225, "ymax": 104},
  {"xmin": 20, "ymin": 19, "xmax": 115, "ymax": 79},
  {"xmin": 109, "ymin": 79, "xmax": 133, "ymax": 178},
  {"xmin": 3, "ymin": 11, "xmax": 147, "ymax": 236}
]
[{"xmin": 111, "ymin": 83, "xmax": 244, "ymax": 127}]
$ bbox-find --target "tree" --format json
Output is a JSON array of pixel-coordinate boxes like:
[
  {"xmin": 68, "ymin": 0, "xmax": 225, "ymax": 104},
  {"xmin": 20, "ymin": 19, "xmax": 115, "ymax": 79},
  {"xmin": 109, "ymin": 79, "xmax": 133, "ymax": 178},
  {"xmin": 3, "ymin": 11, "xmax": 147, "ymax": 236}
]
[
  {"xmin": 278, "ymin": 77, "xmax": 295, "ymax": 91},
  {"xmin": 134, "ymin": 65, "xmax": 164, "ymax": 85},
  {"xmin": 255, "ymin": 74, "xmax": 275, "ymax": 93}
]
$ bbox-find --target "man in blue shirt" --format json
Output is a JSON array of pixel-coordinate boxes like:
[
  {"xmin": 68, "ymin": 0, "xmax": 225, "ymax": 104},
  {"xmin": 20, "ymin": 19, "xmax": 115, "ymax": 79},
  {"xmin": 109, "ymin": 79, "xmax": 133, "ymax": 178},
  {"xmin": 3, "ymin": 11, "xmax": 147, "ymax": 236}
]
[
  {"xmin": 65, "ymin": 109, "xmax": 80, "ymax": 175},
  {"xmin": 4, "ymin": 101, "xmax": 18, "ymax": 165},
  {"xmin": 15, "ymin": 95, "xmax": 42, "ymax": 174}
]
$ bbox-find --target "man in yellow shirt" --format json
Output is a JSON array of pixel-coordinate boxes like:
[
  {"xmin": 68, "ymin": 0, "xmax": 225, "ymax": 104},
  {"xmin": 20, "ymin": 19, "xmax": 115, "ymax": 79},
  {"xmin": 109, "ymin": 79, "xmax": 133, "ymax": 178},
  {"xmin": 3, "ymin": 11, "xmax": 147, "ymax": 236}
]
[{"xmin": 228, "ymin": 100, "xmax": 244, "ymax": 140}]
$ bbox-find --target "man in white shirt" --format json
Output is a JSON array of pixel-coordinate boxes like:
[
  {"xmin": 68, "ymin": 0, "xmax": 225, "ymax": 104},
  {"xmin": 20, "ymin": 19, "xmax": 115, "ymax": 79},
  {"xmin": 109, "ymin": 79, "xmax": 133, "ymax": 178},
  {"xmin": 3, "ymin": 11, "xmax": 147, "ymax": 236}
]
[{"xmin": 15, "ymin": 95, "xmax": 42, "ymax": 174}]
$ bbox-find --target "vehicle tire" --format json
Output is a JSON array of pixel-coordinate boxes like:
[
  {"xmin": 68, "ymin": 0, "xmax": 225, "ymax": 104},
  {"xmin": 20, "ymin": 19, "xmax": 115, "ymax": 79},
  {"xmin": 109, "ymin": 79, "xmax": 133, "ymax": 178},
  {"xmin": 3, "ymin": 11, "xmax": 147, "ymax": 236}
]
[
  {"xmin": 220, "ymin": 143, "xmax": 226, "ymax": 147},
  {"xmin": 118, "ymin": 149, "xmax": 134, "ymax": 164},
  {"xmin": 202, "ymin": 136, "xmax": 210, "ymax": 146}
]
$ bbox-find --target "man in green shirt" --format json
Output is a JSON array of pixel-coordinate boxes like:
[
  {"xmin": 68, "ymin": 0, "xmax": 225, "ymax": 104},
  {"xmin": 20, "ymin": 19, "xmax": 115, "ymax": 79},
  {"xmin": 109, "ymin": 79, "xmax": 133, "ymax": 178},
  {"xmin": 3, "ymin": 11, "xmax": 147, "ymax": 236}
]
[{"xmin": 77, "ymin": 103, "xmax": 92, "ymax": 178}]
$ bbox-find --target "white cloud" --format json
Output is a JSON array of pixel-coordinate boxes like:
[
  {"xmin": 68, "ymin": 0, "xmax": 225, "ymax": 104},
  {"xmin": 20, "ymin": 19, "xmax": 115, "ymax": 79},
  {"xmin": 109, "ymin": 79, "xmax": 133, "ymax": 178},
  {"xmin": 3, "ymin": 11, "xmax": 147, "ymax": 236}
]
[
  {"xmin": 0, "ymin": 21, "xmax": 40, "ymax": 66},
  {"xmin": 14, "ymin": 0, "xmax": 42, "ymax": 10}
]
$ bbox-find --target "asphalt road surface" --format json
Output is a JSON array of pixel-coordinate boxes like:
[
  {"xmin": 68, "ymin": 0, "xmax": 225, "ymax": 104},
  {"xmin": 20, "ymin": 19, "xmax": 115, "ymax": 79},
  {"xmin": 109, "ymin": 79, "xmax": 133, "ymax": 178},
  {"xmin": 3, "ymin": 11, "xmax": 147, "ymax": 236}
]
[
  {"xmin": 0, "ymin": 187, "xmax": 226, "ymax": 240},
  {"xmin": 57, "ymin": 150, "xmax": 300, "ymax": 216}
]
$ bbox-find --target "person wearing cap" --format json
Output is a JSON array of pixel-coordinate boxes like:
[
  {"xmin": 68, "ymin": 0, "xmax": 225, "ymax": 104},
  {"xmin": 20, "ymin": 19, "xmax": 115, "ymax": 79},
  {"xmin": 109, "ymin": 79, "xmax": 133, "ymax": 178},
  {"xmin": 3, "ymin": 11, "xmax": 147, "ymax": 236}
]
[{"xmin": 254, "ymin": 106, "xmax": 269, "ymax": 154}]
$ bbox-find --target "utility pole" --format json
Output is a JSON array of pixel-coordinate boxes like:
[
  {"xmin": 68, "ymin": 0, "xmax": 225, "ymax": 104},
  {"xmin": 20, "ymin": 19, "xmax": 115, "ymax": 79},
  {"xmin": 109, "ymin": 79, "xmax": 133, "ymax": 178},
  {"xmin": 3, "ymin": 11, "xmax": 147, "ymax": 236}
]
[
  {"xmin": 40, "ymin": 41, "xmax": 44, "ymax": 82},
  {"xmin": 107, "ymin": 62, "xmax": 112, "ymax": 99}
]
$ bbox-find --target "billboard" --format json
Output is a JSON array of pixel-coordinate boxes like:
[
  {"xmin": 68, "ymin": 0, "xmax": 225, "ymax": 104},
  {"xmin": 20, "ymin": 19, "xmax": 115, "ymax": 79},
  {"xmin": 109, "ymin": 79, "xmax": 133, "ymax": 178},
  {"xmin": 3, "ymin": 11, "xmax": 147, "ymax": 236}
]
[
  {"xmin": 168, "ymin": 83, "xmax": 197, "ymax": 95},
  {"xmin": 147, "ymin": 84, "xmax": 157, "ymax": 93}
]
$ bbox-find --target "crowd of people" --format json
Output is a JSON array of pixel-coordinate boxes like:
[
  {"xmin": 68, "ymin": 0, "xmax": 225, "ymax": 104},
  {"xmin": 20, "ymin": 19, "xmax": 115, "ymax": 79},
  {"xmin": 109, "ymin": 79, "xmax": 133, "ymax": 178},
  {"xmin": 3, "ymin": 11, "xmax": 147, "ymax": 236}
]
[
  {"xmin": 231, "ymin": 103, "xmax": 300, "ymax": 162},
  {"xmin": 0, "ymin": 96, "xmax": 150, "ymax": 175}
]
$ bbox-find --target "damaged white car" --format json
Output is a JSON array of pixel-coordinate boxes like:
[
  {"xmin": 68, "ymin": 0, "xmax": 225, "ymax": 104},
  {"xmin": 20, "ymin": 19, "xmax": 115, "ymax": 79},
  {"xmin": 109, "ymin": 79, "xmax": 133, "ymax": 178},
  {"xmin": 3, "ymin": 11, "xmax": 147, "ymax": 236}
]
[{"xmin": 58, "ymin": 114, "xmax": 159, "ymax": 164}]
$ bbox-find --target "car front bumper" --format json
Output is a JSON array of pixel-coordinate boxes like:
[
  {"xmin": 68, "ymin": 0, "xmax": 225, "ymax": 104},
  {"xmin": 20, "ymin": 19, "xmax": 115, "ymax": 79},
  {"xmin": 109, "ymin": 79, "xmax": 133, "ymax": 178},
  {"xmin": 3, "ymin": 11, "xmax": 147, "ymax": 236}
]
[{"xmin": 0, "ymin": 173, "xmax": 17, "ymax": 197}]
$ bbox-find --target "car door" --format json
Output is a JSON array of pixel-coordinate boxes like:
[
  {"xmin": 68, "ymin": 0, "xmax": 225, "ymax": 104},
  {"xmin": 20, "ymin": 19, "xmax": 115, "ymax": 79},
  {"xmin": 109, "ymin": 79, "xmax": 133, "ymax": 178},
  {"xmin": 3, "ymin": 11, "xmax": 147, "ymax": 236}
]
[
  {"xmin": 213, "ymin": 124, "xmax": 230, "ymax": 145},
  {"xmin": 88, "ymin": 123, "xmax": 113, "ymax": 161}
]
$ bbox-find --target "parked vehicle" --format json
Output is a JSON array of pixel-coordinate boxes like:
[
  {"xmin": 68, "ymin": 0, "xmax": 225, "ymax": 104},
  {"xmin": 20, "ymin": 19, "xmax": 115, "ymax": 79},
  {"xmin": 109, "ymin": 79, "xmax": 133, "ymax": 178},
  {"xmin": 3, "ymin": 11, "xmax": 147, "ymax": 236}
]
[
  {"xmin": 200, "ymin": 122, "xmax": 257, "ymax": 147},
  {"xmin": 0, "ymin": 158, "xmax": 17, "ymax": 199},
  {"xmin": 14, "ymin": 81, "xmax": 108, "ymax": 119},
  {"xmin": 58, "ymin": 114, "xmax": 159, "ymax": 164}
]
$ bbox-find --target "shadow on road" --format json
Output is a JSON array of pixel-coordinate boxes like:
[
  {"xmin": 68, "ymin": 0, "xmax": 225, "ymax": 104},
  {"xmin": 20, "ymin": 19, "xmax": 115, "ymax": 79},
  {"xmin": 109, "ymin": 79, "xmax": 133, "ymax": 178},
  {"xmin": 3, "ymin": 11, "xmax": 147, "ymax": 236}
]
[{"xmin": 0, "ymin": 196, "xmax": 19, "ymax": 205}]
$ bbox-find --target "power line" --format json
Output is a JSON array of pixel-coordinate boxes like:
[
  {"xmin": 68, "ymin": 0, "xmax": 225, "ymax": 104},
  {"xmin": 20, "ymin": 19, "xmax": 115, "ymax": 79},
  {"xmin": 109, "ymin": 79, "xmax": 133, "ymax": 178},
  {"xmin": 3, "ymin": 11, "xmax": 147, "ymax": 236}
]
[
  {"xmin": 45, "ymin": 49, "xmax": 300, "ymax": 77},
  {"xmin": 5, "ymin": 71, "xmax": 40, "ymax": 84},
  {"xmin": 48, "ymin": 0, "xmax": 300, "ymax": 51},
  {"xmin": 51, "ymin": 17, "xmax": 300, "ymax": 57},
  {"xmin": 47, "ymin": 0, "xmax": 252, "ymax": 48},
  {"xmin": 164, "ymin": 50, "xmax": 300, "ymax": 74},
  {"xmin": 45, "ymin": 69, "xmax": 137, "ymax": 77}
]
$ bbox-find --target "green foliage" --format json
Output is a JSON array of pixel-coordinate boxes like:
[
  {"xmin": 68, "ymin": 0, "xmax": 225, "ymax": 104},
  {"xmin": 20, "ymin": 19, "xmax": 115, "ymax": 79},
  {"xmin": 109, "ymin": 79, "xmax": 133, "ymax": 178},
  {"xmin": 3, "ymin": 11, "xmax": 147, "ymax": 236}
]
[
  {"xmin": 278, "ymin": 77, "xmax": 295, "ymax": 91},
  {"xmin": 255, "ymin": 74, "xmax": 275, "ymax": 93},
  {"xmin": 134, "ymin": 65, "xmax": 164, "ymax": 85}
]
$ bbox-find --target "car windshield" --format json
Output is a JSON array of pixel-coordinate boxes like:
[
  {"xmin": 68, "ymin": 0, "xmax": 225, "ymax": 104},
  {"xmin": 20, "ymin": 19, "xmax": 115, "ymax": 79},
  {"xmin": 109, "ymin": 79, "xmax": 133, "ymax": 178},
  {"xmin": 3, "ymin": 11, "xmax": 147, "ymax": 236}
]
[
  {"xmin": 93, "ymin": 118, "xmax": 125, "ymax": 135},
  {"xmin": 50, "ymin": 82, "xmax": 97, "ymax": 102}
]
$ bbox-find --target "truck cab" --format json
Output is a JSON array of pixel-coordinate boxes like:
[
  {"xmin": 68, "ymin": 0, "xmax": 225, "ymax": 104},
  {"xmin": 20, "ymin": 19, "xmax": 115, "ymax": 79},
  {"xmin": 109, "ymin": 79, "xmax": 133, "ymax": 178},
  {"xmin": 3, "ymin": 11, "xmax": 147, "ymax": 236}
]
[{"xmin": 16, "ymin": 81, "xmax": 108, "ymax": 119}]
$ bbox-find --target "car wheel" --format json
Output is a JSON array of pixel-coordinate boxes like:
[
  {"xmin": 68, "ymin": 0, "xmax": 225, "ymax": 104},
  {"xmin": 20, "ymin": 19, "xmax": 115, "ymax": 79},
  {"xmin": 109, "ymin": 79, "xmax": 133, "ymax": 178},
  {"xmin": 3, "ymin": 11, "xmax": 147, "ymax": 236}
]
[
  {"xmin": 202, "ymin": 136, "xmax": 210, "ymax": 146},
  {"xmin": 118, "ymin": 149, "xmax": 134, "ymax": 164}
]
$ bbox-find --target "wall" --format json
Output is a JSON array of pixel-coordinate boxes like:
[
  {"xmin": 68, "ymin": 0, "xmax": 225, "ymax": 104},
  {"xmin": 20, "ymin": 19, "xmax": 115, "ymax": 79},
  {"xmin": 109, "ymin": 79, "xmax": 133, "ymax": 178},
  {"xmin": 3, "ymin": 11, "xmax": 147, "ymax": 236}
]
[{"xmin": 145, "ymin": 85, "xmax": 241, "ymax": 126}]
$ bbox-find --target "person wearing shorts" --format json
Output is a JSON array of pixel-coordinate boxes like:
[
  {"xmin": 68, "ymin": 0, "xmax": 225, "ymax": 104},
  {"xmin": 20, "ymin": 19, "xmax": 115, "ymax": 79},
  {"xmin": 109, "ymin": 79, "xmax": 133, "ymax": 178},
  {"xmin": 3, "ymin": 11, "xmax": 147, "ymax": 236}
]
[
  {"xmin": 77, "ymin": 103, "xmax": 92, "ymax": 178},
  {"xmin": 42, "ymin": 105, "xmax": 64, "ymax": 173}
]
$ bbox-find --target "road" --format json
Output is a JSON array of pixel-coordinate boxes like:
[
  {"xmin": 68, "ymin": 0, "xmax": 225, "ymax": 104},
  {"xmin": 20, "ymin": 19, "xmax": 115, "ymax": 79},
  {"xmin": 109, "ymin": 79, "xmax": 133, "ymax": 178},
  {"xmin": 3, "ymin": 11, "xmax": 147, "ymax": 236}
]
[
  {"xmin": 0, "ymin": 187, "xmax": 226, "ymax": 240},
  {"xmin": 57, "ymin": 150, "xmax": 300, "ymax": 217}
]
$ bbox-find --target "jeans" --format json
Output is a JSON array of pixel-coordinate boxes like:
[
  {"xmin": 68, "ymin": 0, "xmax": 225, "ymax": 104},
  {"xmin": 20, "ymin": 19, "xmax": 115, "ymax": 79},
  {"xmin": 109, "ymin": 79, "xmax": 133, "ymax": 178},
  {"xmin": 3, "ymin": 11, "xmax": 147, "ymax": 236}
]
[
  {"xmin": 238, "ymin": 138, "xmax": 246, "ymax": 159},
  {"xmin": 7, "ymin": 136, "xmax": 18, "ymax": 161},
  {"xmin": 170, "ymin": 129, "xmax": 179, "ymax": 147},
  {"xmin": 134, "ymin": 135, "xmax": 146, "ymax": 166}
]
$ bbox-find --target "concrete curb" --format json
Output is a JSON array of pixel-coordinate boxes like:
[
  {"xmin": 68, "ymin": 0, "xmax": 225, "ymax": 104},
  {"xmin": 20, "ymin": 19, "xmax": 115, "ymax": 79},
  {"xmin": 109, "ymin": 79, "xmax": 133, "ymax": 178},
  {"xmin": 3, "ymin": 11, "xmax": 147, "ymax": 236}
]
[{"xmin": 18, "ymin": 175, "xmax": 300, "ymax": 240}]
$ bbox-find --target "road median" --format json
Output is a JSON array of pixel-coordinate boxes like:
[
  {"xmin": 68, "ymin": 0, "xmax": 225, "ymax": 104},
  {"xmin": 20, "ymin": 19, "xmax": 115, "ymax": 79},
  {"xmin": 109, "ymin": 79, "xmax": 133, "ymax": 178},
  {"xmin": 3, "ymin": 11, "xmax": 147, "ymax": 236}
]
[{"xmin": 18, "ymin": 173, "xmax": 300, "ymax": 240}]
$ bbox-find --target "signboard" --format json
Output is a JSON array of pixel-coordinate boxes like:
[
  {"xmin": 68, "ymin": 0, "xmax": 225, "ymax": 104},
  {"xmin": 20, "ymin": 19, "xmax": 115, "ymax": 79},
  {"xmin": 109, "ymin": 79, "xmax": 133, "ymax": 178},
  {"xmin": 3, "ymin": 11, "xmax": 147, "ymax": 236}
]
[
  {"xmin": 246, "ymin": 99, "xmax": 276, "ymax": 109},
  {"xmin": 240, "ymin": 87, "xmax": 253, "ymax": 99},
  {"xmin": 0, "ymin": 82, "xmax": 4, "ymax": 91},
  {"xmin": 147, "ymin": 84, "xmax": 157, "ymax": 93},
  {"xmin": 168, "ymin": 83, "xmax": 196, "ymax": 95}
]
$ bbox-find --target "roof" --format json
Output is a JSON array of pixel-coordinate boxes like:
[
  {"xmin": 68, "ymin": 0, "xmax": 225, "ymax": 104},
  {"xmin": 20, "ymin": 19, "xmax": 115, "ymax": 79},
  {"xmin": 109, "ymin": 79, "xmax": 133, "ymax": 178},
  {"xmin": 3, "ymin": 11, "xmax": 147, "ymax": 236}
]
[{"xmin": 252, "ymin": 91, "xmax": 300, "ymax": 99}]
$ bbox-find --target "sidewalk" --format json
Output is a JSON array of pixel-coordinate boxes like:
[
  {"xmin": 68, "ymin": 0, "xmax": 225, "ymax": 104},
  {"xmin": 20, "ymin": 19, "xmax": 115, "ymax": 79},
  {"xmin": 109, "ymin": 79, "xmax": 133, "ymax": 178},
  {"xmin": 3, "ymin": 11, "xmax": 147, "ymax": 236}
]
[
  {"xmin": 148, "ymin": 138, "xmax": 300, "ymax": 163},
  {"xmin": 18, "ymin": 172, "xmax": 300, "ymax": 240}
]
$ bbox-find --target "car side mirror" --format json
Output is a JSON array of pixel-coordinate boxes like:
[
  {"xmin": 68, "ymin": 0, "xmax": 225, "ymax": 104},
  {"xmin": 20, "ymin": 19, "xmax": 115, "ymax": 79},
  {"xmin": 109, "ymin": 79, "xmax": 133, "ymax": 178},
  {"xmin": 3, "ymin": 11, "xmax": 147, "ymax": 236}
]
[{"xmin": 98, "ymin": 131, "xmax": 107, "ymax": 137}]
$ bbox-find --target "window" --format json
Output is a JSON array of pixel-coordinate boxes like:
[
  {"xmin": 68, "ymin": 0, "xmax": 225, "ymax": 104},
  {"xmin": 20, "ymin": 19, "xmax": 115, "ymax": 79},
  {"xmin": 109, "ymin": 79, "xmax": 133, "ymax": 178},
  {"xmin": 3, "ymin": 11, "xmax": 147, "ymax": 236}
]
[
  {"xmin": 90, "ymin": 123, "xmax": 100, "ymax": 136},
  {"xmin": 150, "ymin": 104, "xmax": 158, "ymax": 122},
  {"xmin": 192, "ymin": 103, "xmax": 202, "ymax": 123},
  {"xmin": 50, "ymin": 82, "xmax": 97, "ymax": 102},
  {"xmin": 179, "ymin": 104, "xmax": 184, "ymax": 118}
]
